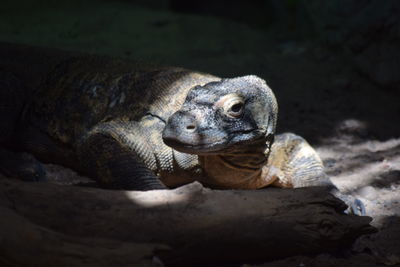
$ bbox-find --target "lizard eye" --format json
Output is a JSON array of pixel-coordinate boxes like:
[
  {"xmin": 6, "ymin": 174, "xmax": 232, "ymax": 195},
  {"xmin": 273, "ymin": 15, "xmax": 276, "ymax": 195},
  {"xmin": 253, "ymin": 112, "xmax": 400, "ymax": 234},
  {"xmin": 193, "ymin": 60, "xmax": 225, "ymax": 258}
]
[
  {"xmin": 216, "ymin": 93, "xmax": 245, "ymax": 118},
  {"xmin": 227, "ymin": 102, "xmax": 244, "ymax": 117},
  {"xmin": 223, "ymin": 97, "xmax": 245, "ymax": 118}
]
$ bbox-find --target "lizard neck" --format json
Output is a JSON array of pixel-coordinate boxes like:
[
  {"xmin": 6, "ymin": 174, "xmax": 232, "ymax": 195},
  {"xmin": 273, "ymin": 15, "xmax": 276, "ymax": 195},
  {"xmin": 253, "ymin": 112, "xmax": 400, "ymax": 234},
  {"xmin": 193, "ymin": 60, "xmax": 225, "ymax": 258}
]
[{"xmin": 198, "ymin": 139, "xmax": 277, "ymax": 189}]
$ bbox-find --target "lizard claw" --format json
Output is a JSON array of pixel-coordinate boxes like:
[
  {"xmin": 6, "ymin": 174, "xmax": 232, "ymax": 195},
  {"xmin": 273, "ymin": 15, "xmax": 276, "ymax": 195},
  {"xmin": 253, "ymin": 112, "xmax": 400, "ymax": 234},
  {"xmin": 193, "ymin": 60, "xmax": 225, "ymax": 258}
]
[
  {"xmin": 330, "ymin": 187, "xmax": 367, "ymax": 216},
  {"xmin": 349, "ymin": 198, "xmax": 366, "ymax": 216}
]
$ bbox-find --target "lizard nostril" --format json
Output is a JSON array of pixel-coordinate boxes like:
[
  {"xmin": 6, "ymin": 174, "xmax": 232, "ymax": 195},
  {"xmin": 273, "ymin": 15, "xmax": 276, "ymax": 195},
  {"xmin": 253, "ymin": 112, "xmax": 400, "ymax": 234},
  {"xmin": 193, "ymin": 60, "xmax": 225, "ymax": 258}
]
[{"xmin": 186, "ymin": 124, "xmax": 196, "ymax": 132}]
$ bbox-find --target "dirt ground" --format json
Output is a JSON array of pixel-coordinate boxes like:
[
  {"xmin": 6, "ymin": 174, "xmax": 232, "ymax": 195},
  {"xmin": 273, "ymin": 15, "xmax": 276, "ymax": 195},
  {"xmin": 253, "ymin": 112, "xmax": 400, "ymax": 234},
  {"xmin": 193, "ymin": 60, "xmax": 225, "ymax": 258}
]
[
  {"xmin": 247, "ymin": 133, "xmax": 400, "ymax": 267},
  {"xmin": 1, "ymin": 0, "xmax": 399, "ymax": 266}
]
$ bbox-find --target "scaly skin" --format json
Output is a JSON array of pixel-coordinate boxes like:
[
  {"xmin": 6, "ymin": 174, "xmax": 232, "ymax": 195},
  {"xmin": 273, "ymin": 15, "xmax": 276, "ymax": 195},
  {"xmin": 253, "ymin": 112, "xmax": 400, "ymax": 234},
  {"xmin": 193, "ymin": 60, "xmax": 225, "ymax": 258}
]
[{"xmin": 0, "ymin": 43, "xmax": 331, "ymax": 192}]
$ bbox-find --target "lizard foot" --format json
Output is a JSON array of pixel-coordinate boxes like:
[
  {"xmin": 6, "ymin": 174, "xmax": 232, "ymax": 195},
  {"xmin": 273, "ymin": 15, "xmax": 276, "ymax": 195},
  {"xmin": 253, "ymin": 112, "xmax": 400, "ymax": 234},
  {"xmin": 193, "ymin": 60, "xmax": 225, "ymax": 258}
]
[
  {"xmin": 0, "ymin": 148, "xmax": 47, "ymax": 182},
  {"xmin": 349, "ymin": 198, "xmax": 366, "ymax": 216},
  {"xmin": 332, "ymin": 188, "xmax": 366, "ymax": 216}
]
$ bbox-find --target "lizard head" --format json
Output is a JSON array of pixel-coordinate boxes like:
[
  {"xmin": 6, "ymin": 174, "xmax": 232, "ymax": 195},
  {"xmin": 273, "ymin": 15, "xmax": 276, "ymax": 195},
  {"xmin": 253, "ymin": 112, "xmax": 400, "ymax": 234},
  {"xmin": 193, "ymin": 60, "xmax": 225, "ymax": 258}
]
[{"xmin": 162, "ymin": 75, "xmax": 278, "ymax": 155}]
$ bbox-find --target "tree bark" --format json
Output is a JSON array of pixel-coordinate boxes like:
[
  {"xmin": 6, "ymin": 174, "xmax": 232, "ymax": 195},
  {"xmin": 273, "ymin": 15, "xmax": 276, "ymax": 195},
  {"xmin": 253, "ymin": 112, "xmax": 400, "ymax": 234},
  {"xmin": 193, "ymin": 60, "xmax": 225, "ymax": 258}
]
[{"xmin": 0, "ymin": 178, "xmax": 374, "ymax": 266}]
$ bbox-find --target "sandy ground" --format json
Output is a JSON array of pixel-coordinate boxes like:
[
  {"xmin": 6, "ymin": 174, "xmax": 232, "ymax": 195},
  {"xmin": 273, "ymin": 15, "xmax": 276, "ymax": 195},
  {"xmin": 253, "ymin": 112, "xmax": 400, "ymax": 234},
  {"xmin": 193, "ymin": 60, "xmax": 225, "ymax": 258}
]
[{"xmin": 1, "ymin": 0, "xmax": 399, "ymax": 266}]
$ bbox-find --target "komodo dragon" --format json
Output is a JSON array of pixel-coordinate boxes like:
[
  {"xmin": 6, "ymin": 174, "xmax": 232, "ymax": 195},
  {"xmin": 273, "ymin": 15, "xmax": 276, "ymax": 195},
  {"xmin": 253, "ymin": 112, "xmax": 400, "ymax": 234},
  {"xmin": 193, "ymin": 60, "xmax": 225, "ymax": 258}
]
[{"xmin": 0, "ymin": 43, "xmax": 344, "ymax": 197}]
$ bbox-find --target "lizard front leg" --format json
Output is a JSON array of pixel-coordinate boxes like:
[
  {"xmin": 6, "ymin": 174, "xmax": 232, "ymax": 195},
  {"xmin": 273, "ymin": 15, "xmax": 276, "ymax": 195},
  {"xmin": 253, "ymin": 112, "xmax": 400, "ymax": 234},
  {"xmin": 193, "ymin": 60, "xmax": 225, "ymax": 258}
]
[
  {"xmin": 0, "ymin": 71, "xmax": 47, "ymax": 182},
  {"xmin": 78, "ymin": 121, "xmax": 166, "ymax": 191},
  {"xmin": 269, "ymin": 133, "xmax": 365, "ymax": 215},
  {"xmin": 267, "ymin": 133, "xmax": 331, "ymax": 188}
]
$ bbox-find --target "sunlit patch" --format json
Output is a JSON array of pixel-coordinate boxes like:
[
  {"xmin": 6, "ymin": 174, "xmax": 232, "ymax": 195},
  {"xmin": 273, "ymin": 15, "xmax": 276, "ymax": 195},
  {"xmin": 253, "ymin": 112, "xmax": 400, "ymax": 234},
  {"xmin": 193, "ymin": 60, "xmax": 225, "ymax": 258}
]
[
  {"xmin": 316, "ymin": 127, "xmax": 400, "ymax": 224},
  {"xmin": 318, "ymin": 136, "xmax": 400, "ymax": 191},
  {"xmin": 335, "ymin": 119, "xmax": 368, "ymax": 135},
  {"xmin": 124, "ymin": 182, "xmax": 204, "ymax": 207}
]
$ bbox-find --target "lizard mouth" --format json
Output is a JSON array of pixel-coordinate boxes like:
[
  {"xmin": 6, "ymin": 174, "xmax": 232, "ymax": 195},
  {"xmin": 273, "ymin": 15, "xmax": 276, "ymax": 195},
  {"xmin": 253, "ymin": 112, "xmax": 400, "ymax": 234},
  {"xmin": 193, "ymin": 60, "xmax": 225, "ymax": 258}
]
[
  {"xmin": 162, "ymin": 136, "xmax": 228, "ymax": 154},
  {"xmin": 163, "ymin": 129, "xmax": 262, "ymax": 155}
]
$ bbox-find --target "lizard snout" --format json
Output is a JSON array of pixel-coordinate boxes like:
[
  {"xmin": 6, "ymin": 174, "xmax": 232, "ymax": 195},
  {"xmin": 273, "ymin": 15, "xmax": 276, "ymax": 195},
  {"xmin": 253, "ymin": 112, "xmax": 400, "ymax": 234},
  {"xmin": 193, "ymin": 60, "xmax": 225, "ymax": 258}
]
[
  {"xmin": 162, "ymin": 111, "xmax": 200, "ymax": 147},
  {"xmin": 162, "ymin": 109, "xmax": 228, "ymax": 154},
  {"xmin": 184, "ymin": 122, "xmax": 197, "ymax": 132},
  {"xmin": 170, "ymin": 111, "xmax": 198, "ymax": 132}
]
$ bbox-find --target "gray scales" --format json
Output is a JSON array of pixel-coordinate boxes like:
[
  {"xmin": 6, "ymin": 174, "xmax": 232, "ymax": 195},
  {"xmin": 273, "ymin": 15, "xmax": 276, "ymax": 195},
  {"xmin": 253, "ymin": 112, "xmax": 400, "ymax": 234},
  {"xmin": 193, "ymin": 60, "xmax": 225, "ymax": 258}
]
[{"xmin": 0, "ymin": 43, "xmax": 340, "ymax": 196}]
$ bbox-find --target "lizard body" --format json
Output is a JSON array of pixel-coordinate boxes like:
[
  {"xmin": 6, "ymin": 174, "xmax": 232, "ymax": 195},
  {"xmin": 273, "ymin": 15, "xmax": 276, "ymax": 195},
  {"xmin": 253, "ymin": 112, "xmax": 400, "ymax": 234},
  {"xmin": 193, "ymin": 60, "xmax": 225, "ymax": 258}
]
[{"xmin": 0, "ymin": 43, "xmax": 330, "ymax": 190}]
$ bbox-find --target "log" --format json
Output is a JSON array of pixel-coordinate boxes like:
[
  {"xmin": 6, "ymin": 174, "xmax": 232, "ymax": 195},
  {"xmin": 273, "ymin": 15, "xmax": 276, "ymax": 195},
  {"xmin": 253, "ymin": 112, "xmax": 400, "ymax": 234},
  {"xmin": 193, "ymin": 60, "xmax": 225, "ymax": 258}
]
[
  {"xmin": 0, "ymin": 206, "xmax": 164, "ymax": 267},
  {"xmin": 0, "ymin": 178, "xmax": 374, "ymax": 266}
]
